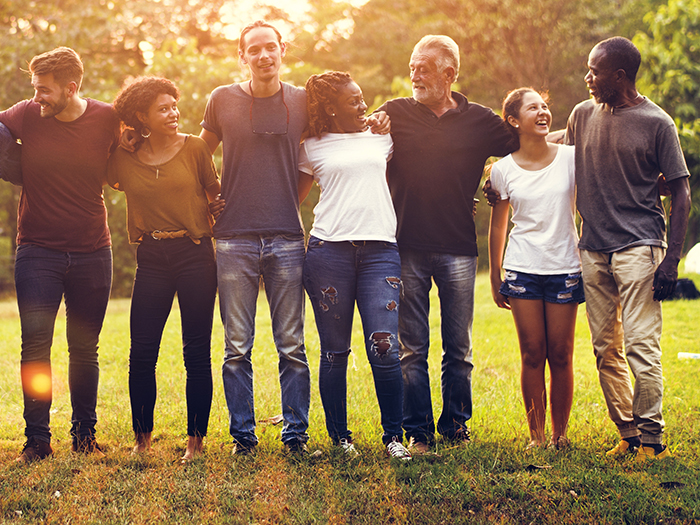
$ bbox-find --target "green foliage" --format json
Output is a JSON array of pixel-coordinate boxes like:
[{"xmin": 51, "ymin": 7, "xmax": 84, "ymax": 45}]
[
  {"xmin": 634, "ymin": 0, "xmax": 700, "ymax": 250},
  {"xmin": 1, "ymin": 0, "xmax": 696, "ymax": 293},
  {"xmin": 1, "ymin": 275, "xmax": 700, "ymax": 523}
]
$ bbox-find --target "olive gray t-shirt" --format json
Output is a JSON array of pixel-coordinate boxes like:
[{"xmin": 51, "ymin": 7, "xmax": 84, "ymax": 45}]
[
  {"xmin": 564, "ymin": 97, "xmax": 689, "ymax": 253},
  {"xmin": 201, "ymin": 82, "xmax": 307, "ymax": 238}
]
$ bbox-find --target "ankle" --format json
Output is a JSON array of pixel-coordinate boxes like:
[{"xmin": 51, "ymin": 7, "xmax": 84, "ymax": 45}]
[{"xmin": 623, "ymin": 436, "xmax": 641, "ymax": 449}]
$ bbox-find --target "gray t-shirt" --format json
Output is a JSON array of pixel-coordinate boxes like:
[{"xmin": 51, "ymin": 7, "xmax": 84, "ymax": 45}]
[
  {"xmin": 201, "ymin": 82, "xmax": 308, "ymax": 238},
  {"xmin": 565, "ymin": 97, "xmax": 689, "ymax": 253}
]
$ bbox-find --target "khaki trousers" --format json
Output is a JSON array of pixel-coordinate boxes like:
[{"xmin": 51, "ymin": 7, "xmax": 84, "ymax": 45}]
[{"xmin": 580, "ymin": 246, "xmax": 665, "ymax": 444}]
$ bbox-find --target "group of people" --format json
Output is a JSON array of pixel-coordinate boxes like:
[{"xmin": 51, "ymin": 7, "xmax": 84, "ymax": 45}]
[{"xmin": 0, "ymin": 18, "xmax": 690, "ymax": 466}]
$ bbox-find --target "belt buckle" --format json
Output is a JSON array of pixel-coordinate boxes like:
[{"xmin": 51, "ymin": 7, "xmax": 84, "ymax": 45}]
[{"xmin": 151, "ymin": 230, "xmax": 162, "ymax": 240}]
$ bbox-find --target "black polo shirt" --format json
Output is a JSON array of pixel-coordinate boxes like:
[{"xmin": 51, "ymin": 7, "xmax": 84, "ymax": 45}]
[{"xmin": 380, "ymin": 93, "xmax": 513, "ymax": 256}]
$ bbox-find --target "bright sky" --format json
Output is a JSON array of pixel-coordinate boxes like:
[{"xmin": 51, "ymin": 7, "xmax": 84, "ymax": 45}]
[{"xmin": 220, "ymin": 0, "xmax": 369, "ymax": 37}]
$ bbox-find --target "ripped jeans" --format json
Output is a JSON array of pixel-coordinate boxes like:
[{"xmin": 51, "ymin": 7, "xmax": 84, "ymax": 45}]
[{"xmin": 303, "ymin": 236, "xmax": 403, "ymax": 444}]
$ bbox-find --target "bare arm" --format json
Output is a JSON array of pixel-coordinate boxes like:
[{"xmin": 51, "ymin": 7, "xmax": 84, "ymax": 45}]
[
  {"xmin": 299, "ymin": 172, "xmax": 314, "ymax": 204},
  {"xmin": 199, "ymin": 128, "xmax": 221, "ymax": 155},
  {"xmin": 488, "ymin": 199, "xmax": 511, "ymax": 309},
  {"xmin": 653, "ymin": 176, "xmax": 691, "ymax": 301},
  {"xmin": 547, "ymin": 129, "xmax": 565, "ymax": 144}
]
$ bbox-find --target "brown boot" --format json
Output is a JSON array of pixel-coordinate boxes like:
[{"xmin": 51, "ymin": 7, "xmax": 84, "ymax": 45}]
[
  {"xmin": 16, "ymin": 437, "xmax": 53, "ymax": 463},
  {"xmin": 71, "ymin": 436, "xmax": 106, "ymax": 458}
]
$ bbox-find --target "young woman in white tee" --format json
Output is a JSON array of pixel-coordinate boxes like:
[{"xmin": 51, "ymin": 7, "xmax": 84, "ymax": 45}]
[
  {"xmin": 488, "ymin": 88, "xmax": 584, "ymax": 450},
  {"xmin": 299, "ymin": 72, "xmax": 411, "ymax": 460}
]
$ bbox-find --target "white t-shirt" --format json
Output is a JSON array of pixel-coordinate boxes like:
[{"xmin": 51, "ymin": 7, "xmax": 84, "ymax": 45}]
[
  {"xmin": 299, "ymin": 131, "xmax": 396, "ymax": 242},
  {"xmin": 490, "ymin": 144, "xmax": 581, "ymax": 274}
]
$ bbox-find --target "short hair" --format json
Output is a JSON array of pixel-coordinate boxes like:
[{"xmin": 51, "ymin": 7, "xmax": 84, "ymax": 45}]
[
  {"xmin": 595, "ymin": 36, "xmax": 641, "ymax": 82},
  {"xmin": 29, "ymin": 47, "xmax": 84, "ymax": 89},
  {"xmin": 239, "ymin": 20, "xmax": 283, "ymax": 55},
  {"xmin": 113, "ymin": 77, "xmax": 180, "ymax": 132},
  {"xmin": 501, "ymin": 87, "xmax": 549, "ymax": 145},
  {"xmin": 412, "ymin": 35, "xmax": 460, "ymax": 81},
  {"xmin": 305, "ymin": 71, "xmax": 354, "ymax": 138}
]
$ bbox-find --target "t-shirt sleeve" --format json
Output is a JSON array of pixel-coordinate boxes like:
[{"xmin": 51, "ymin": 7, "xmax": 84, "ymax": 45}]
[
  {"xmin": 201, "ymin": 89, "xmax": 222, "ymax": 140},
  {"xmin": 490, "ymin": 161, "xmax": 508, "ymax": 199},
  {"xmin": 486, "ymin": 109, "xmax": 516, "ymax": 157},
  {"xmin": 657, "ymin": 123, "xmax": 690, "ymax": 182},
  {"xmin": 0, "ymin": 100, "xmax": 28, "ymax": 138},
  {"xmin": 564, "ymin": 111, "xmax": 575, "ymax": 146},
  {"xmin": 298, "ymin": 142, "xmax": 313, "ymax": 175},
  {"xmin": 195, "ymin": 138, "xmax": 219, "ymax": 192},
  {"xmin": 106, "ymin": 151, "xmax": 124, "ymax": 190}
]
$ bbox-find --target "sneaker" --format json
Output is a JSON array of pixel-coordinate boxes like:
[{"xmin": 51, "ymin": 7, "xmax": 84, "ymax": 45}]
[
  {"xmin": 635, "ymin": 445, "xmax": 671, "ymax": 463},
  {"xmin": 606, "ymin": 439, "xmax": 638, "ymax": 457},
  {"xmin": 450, "ymin": 427, "xmax": 471, "ymax": 443},
  {"xmin": 407, "ymin": 436, "xmax": 430, "ymax": 455},
  {"xmin": 284, "ymin": 439, "xmax": 308, "ymax": 455},
  {"xmin": 71, "ymin": 436, "xmax": 106, "ymax": 458},
  {"xmin": 386, "ymin": 438, "xmax": 412, "ymax": 461},
  {"xmin": 338, "ymin": 438, "xmax": 360, "ymax": 458},
  {"xmin": 232, "ymin": 440, "xmax": 256, "ymax": 456},
  {"xmin": 16, "ymin": 437, "xmax": 53, "ymax": 463}
]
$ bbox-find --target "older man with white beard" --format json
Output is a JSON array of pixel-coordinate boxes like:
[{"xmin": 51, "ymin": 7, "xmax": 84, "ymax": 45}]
[{"xmin": 378, "ymin": 35, "xmax": 515, "ymax": 454}]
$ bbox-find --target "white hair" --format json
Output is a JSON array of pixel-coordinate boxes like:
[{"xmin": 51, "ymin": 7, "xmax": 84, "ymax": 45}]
[{"xmin": 412, "ymin": 35, "xmax": 460, "ymax": 82}]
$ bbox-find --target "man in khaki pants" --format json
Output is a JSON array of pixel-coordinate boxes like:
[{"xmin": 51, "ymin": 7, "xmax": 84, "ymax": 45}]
[{"xmin": 564, "ymin": 36, "xmax": 691, "ymax": 461}]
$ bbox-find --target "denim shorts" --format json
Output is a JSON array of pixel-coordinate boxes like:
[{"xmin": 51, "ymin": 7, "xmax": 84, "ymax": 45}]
[{"xmin": 499, "ymin": 269, "xmax": 585, "ymax": 304}]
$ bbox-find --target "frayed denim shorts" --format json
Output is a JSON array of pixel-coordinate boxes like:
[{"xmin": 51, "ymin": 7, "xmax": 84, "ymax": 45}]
[{"xmin": 499, "ymin": 270, "xmax": 585, "ymax": 304}]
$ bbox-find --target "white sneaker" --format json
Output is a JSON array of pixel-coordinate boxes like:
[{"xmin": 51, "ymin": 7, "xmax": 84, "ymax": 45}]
[
  {"xmin": 338, "ymin": 438, "xmax": 360, "ymax": 458},
  {"xmin": 386, "ymin": 438, "xmax": 412, "ymax": 461}
]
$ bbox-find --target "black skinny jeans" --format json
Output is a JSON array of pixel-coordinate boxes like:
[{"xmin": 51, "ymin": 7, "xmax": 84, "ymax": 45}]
[{"xmin": 129, "ymin": 236, "xmax": 217, "ymax": 437}]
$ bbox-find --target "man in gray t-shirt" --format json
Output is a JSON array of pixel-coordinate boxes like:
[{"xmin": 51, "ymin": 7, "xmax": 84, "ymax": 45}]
[{"xmin": 564, "ymin": 37, "xmax": 691, "ymax": 461}]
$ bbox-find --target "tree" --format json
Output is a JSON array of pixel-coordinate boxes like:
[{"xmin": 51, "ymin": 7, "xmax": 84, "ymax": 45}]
[{"xmin": 634, "ymin": 0, "xmax": 700, "ymax": 252}]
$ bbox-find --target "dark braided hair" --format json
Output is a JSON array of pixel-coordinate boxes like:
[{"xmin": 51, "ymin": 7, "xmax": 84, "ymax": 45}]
[{"xmin": 305, "ymin": 71, "xmax": 354, "ymax": 138}]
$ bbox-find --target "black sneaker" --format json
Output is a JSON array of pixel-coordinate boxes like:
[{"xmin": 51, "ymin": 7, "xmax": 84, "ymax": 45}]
[
  {"xmin": 16, "ymin": 436, "xmax": 53, "ymax": 463},
  {"xmin": 450, "ymin": 427, "xmax": 471, "ymax": 443},
  {"xmin": 71, "ymin": 436, "xmax": 105, "ymax": 458},
  {"xmin": 232, "ymin": 439, "xmax": 256, "ymax": 456},
  {"xmin": 284, "ymin": 439, "xmax": 308, "ymax": 454}
]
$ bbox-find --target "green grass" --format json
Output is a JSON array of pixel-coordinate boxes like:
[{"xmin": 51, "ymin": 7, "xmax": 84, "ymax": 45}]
[{"xmin": 1, "ymin": 272, "xmax": 699, "ymax": 524}]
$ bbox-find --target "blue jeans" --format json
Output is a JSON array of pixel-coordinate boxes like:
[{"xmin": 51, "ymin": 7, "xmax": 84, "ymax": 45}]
[
  {"xmin": 304, "ymin": 237, "xmax": 403, "ymax": 445},
  {"xmin": 15, "ymin": 244, "xmax": 112, "ymax": 443},
  {"xmin": 398, "ymin": 248, "xmax": 476, "ymax": 442},
  {"xmin": 129, "ymin": 237, "xmax": 216, "ymax": 438},
  {"xmin": 217, "ymin": 234, "xmax": 310, "ymax": 446}
]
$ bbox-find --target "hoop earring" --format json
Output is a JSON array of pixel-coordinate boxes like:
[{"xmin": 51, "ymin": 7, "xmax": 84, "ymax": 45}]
[{"xmin": 141, "ymin": 127, "xmax": 151, "ymax": 139}]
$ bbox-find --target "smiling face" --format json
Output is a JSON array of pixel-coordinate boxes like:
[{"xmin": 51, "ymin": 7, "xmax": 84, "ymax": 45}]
[
  {"xmin": 409, "ymin": 49, "xmax": 451, "ymax": 108},
  {"xmin": 239, "ymin": 27, "xmax": 285, "ymax": 84},
  {"xmin": 327, "ymin": 81, "xmax": 368, "ymax": 133},
  {"xmin": 585, "ymin": 46, "xmax": 619, "ymax": 105},
  {"xmin": 31, "ymin": 73, "xmax": 70, "ymax": 119},
  {"xmin": 139, "ymin": 93, "xmax": 180, "ymax": 137},
  {"xmin": 508, "ymin": 91, "xmax": 551, "ymax": 137}
]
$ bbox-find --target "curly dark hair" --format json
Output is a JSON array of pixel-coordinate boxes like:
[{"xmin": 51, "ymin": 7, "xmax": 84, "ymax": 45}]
[
  {"xmin": 305, "ymin": 71, "xmax": 354, "ymax": 138},
  {"xmin": 501, "ymin": 87, "xmax": 550, "ymax": 147},
  {"xmin": 113, "ymin": 77, "xmax": 180, "ymax": 133}
]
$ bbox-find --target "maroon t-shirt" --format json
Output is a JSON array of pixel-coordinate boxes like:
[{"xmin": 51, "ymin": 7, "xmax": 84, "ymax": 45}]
[{"xmin": 0, "ymin": 99, "xmax": 119, "ymax": 252}]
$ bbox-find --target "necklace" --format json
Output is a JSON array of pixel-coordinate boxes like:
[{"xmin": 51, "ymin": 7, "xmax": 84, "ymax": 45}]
[{"xmin": 146, "ymin": 139, "xmax": 173, "ymax": 179}]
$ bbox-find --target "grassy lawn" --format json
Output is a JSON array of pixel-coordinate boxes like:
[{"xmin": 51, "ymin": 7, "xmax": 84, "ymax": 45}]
[{"xmin": 0, "ymin": 272, "xmax": 699, "ymax": 524}]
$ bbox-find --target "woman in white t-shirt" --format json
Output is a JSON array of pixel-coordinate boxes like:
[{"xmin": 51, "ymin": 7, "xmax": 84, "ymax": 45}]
[
  {"xmin": 488, "ymin": 88, "xmax": 584, "ymax": 450},
  {"xmin": 299, "ymin": 72, "xmax": 410, "ymax": 460}
]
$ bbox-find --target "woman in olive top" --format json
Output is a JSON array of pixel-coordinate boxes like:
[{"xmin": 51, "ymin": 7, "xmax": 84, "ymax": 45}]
[{"xmin": 109, "ymin": 77, "xmax": 221, "ymax": 462}]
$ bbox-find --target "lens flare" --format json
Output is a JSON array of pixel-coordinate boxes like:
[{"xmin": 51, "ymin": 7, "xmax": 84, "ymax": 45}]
[{"xmin": 31, "ymin": 373, "xmax": 52, "ymax": 396}]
